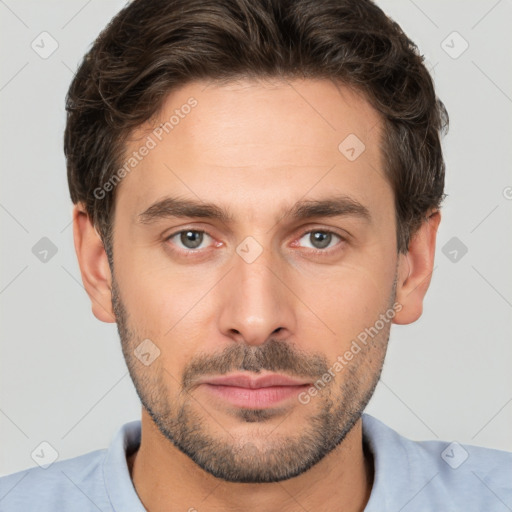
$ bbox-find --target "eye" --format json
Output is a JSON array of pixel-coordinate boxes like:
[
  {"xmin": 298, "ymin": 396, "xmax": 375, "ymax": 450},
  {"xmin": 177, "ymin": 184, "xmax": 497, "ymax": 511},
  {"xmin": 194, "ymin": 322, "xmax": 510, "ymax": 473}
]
[
  {"xmin": 295, "ymin": 229, "xmax": 344, "ymax": 252},
  {"xmin": 164, "ymin": 227, "xmax": 345, "ymax": 257},
  {"xmin": 166, "ymin": 229, "xmax": 213, "ymax": 251}
]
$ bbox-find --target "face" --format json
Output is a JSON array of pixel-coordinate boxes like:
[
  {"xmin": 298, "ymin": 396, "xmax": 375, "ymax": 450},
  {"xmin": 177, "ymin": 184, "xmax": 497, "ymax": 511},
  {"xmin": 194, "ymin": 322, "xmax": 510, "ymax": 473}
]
[{"xmin": 110, "ymin": 78, "xmax": 400, "ymax": 483}]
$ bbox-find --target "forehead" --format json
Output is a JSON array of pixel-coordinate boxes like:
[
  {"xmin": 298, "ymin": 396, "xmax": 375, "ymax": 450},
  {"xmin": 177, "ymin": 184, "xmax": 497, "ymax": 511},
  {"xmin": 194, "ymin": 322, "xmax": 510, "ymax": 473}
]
[
  {"xmin": 150, "ymin": 78, "xmax": 382, "ymax": 162},
  {"xmin": 117, "ymin": 78, "xmax": 391, "ymax": 224}
]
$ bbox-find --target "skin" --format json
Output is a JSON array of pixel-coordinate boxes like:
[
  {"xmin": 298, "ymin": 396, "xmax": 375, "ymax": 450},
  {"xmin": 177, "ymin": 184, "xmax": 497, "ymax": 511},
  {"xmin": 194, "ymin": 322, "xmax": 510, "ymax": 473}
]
[{"xmin": 73, "ymin": 78, "xmax": 440, "ymax": 512}]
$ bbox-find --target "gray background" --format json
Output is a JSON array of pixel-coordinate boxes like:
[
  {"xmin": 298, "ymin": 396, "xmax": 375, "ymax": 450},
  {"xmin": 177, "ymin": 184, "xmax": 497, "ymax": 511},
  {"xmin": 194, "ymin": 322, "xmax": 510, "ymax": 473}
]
[{"xmin": 1, "ymin": 0, "xmax": 511, "ymax": 476}]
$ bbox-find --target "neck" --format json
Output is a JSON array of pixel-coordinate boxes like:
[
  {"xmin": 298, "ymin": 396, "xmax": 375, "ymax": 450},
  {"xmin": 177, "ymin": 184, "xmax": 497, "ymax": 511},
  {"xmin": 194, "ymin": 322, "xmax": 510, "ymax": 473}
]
[{"xmin": 128, "ymin": 408, "xmax": 374, "ymax": 512}]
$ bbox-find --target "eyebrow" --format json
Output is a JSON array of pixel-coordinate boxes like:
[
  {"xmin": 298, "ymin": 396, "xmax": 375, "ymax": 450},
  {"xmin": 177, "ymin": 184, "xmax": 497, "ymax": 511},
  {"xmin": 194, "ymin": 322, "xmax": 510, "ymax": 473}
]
[{"xmin": 137, "ymin": 194, "xmax": 371, "ymax": 226}]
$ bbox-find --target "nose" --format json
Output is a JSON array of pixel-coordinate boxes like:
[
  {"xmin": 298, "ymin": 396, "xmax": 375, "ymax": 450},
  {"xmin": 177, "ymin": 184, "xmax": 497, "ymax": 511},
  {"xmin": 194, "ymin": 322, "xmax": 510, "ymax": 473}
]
[{"xmin": 217, "ymin": 246, "xmax": 297, "ymax": 346}]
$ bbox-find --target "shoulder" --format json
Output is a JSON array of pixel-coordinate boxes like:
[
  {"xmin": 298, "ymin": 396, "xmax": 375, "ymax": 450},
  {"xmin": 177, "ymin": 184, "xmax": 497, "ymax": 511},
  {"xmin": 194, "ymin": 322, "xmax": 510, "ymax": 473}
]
[
  {"xmin": 0, "ymin": 449, "xmax": 109, "ymax": 511},
  {"xmin": 0, "ymin": 420, "xmax": 142, "ymax": 512},
  {"xmin": 362, "ymin": 414, "xmax": 512, "ymax": 511}
]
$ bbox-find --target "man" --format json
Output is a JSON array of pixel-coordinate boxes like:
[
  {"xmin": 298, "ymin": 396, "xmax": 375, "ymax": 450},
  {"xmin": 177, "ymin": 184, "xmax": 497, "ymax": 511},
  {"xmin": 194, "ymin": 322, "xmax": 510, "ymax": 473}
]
[{"xmin": 0, "ymin": 0, "xmax": 510, "ymax": 510}]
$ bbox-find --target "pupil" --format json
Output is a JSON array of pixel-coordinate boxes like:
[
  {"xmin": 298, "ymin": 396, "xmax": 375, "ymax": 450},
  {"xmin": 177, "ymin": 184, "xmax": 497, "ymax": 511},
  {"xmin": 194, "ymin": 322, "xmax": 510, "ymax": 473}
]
[
  {"xmin": 312, "ymin": 231, "xmax": 330, "ymax": 249},
  {"xmin": 181, "ymin": 231, "xmax": 202, "ymax": 249}
]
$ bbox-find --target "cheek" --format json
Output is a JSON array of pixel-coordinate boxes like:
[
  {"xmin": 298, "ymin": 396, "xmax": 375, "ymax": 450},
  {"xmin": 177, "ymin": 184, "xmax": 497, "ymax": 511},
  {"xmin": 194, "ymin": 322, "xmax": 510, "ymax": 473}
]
[
  {"xmin": 115, "ymin": 237, "xmax": 191, "ymax": 313},
  {"xmin": 115, "ymin": 259, "xmax": 215, "ymax": 371},
  {"xmin": 298, "ymin": 261, "xmax": 393, "ymax": 356}
]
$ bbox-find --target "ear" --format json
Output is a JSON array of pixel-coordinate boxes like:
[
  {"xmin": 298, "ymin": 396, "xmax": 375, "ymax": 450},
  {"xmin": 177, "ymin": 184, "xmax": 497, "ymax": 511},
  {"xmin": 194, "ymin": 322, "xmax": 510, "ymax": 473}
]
[
  {"xmin": 393, "ymin": 210, "xmax": 441, "ymax": 325},
  {"xmin": 72, "ymin": 203, "xmax": 115, "ymax": 323}
]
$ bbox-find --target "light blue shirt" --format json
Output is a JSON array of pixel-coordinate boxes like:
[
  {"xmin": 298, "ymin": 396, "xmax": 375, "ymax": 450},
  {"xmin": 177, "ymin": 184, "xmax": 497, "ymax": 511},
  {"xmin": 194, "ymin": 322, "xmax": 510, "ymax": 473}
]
[{"xmin": 1, "ymin": 414, "xmax": 511, "ymax": 511}]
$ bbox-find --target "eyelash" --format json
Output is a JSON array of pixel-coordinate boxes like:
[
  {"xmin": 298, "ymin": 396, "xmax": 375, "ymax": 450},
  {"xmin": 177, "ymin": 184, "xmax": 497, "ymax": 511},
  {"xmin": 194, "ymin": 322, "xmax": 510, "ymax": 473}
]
[{"xmin": 164, "ymin": 228, "xmax": 346, "ymax": 257}]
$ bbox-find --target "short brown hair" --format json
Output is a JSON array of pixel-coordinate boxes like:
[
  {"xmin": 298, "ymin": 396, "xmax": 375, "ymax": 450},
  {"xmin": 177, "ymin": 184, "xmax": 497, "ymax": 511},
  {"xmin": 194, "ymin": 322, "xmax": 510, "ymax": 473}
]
[{"xmin": 64, "ymin": 0, "xmax": 448, "ymax": 258}]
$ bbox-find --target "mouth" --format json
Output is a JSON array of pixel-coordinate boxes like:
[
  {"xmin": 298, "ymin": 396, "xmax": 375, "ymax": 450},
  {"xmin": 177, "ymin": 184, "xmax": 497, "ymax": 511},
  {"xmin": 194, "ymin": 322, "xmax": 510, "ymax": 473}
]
[{"xmin": 196, "ymin": 373, "xmax": 312, "ymax": 409}]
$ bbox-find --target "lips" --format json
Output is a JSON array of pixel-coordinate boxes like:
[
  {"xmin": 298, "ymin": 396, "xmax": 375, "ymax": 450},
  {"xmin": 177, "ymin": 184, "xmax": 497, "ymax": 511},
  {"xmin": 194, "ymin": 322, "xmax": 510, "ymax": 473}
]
[
  {"xmin": 198, "ymin": 373, "xmax": 311, "ymax": 389},
  {"xmin": 196, "ymin": 373, "xmax": 312, "ymax": 409}
]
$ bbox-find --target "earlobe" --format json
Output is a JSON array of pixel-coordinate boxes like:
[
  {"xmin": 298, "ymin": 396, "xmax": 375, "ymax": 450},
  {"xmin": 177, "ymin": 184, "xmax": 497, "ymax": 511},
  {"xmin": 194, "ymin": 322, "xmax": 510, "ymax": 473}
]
[
  {"xmin": 393, "ymin": 211, "xmax": 441, "ymax": 325},
  {"xmin": 72, "ymin": 203, "xmax": 116, "ymax": 323}
]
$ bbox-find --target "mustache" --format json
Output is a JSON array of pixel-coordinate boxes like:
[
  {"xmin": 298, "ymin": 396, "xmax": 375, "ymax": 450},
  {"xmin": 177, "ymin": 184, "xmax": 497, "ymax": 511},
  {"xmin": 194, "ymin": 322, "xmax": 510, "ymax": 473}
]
[{"xmin": 182, "ymin": 339, "xmax": 329, "ymax": 391}]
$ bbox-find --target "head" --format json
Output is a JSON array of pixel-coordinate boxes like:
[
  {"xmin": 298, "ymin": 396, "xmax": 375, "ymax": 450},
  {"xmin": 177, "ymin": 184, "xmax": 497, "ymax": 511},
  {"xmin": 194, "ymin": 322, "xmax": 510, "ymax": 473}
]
[{"xmin": 68, "ymin": 0, "xmax": 447, "ymax": 483}]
